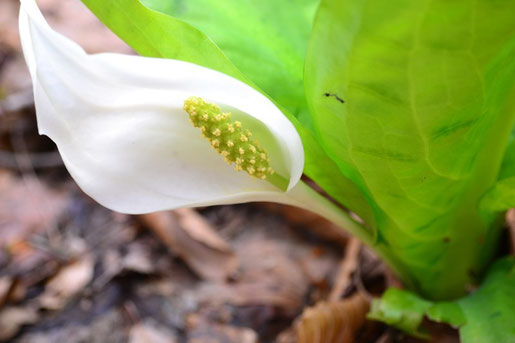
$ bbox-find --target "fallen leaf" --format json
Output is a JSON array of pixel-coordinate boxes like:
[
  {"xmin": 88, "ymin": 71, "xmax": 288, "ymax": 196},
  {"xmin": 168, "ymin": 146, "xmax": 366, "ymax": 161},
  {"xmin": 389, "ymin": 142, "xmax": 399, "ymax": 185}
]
[
  {"xmin": 39, "ymin": 254, "xmax": 95, "ymax": 310},
  {"xmin": 122, "ymin": 242, "xmax": 156, "ymax": 274},
  {"xmin": 3, "ymin": 241, "xmax": 60, "ymax": 303},
  {"xmin": 0, "ymin": 305, "xmax": 39, "ymax": 341},
  {"xmin": 174, "ymin": 208, "xmax": 232, "ymax": 253},
  {"xmin": 129, "ymin": 320, "xmax": 178, "ymax": 343},
  {"xmin": 0, "ymin": 276, "xmax": 12, "ymax": 308},
  {"xmin": 297, "ymin": 293, "xmax": 370, "ymax": 343},
  {"xmin": 139, "ymin": 211, "xmax": 237, "ymax": 282}
]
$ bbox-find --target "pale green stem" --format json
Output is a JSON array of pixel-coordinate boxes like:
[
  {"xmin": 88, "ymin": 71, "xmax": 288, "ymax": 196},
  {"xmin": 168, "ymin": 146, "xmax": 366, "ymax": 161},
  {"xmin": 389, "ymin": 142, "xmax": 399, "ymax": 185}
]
[
  {"xmin": 271, "ymin": 180, "xmax": 406, "ymax": 282},
  {"xmin": 277, "ymin": 180, "xmax": 374, "ymax": 244}
]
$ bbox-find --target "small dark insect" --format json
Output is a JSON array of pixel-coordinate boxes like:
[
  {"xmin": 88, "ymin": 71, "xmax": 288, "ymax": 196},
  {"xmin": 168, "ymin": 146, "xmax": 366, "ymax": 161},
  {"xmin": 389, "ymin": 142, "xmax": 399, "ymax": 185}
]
[{"xmin": 323, "ymin": 92, "xmax": 345, "ymax": 104}]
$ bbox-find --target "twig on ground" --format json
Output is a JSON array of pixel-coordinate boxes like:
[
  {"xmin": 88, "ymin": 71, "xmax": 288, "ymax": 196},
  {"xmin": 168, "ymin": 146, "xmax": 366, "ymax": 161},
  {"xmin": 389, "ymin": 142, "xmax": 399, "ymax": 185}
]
[{"xmin": 329, "ymin": 237, "xmax": 361, "ymax": 302}]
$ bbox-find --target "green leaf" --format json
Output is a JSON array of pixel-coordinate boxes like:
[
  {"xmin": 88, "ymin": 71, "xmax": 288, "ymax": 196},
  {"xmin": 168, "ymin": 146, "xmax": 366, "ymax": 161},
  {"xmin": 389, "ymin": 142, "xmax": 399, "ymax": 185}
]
[
  {"xmin": 368, "ymin": 257, "xmax": 515, "ymax": 343},
  {"xmin": 367, "ymin": 288, "xmax": 432, "ymax": 338},
  {"xmin": 426, "ymin": 301, "xmax": 466, "ymax": 328},
  {"xmin": 306, "ymin": 0, "xmax": 515, "ymax": 298},
  {"xmin": 480, "ymin": 178, "xmax": 515, "ymax": 212},
  {"xmin": 457, "ymin": 257, "xmax": 515, "ymax": 343},
  {"xmin": 140, "ymin": 0, "xmax": 318, "ymax": 128},
  {"xmin": 301, "ymin": 129, "xmax": 378, "ymax": 233},
  {"xmin": 80, "ymin": 0, "xmax": 377, "ymax": 230},
  {"xmin": 481, "ymin": 132, "xmax": 515, "ymax": 212}
]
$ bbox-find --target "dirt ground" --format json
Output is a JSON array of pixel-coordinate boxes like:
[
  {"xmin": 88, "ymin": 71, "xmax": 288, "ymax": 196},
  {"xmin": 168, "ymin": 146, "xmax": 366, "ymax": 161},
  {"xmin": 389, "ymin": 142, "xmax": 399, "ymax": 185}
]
[{"xmin": 0, "ymin": 0, "xmax": 491, "ymax": 342}]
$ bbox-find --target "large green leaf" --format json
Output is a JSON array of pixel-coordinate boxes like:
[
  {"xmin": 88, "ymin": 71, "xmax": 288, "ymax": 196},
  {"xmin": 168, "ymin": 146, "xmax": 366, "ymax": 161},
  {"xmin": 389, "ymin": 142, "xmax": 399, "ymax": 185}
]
[
  {"xmin": 306, "ymin": 0, "xmax": 515, "ymax": 299},
  {"xmin": 368, "ymin": 256, "xmax": 515, "ymax": 343},
  {"xmin": 481, "ymin": 129, "xmax": 515, "ymax": 211},
  {"xmin": 140, "ymin": 0, "xmax": 318, "ymax": 128},
  {"xmin": 80, "ymin": 0, "xmax": 376, "ymax": 235}
]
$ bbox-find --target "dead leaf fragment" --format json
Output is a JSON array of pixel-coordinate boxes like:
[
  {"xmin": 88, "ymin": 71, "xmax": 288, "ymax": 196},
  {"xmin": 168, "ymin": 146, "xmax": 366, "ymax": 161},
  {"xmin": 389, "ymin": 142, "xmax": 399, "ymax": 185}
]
[
  {"xmin": 129, "ymin": 320, "xmax": 178, "ymax": 343},
  {"xmin": 39, "ymin": 254, "xmax": 94, "ymax": 310},
  {"xmin": 0, "ymin": 276, "xmax": 12, "ymax": 308},
  {"xmin": 122, "ymin": 242, "xmax": 156, "ymax": 274},
  {"xmin": 139, "ymin": 211, "xmax": 237, "ymax": 282},
  {"xmin": 174, "ymin": 208, "xmax": 232, "ymax": 253},
  {"xmin": 297, "ymin": 293, "xmax": 370, "ymax": 343},
  {"xmin": 0, "ymin": 305, "xmax": 39, "ymax": 341}
]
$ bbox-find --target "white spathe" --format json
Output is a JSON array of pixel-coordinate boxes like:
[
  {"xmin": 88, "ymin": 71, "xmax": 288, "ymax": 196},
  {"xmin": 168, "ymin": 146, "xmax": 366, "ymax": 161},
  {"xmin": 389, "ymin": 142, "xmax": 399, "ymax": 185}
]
[{"xmin": 18, "ymin": 0, "xmax": 304, "ymax": 214}]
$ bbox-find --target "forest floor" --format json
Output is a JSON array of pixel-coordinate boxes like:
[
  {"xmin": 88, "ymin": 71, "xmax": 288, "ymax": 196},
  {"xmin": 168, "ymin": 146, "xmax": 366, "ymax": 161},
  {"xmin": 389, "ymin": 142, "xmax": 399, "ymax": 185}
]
[{"xmin": 0, "ymin": 0, "xmax": 509, "ymax": 342}]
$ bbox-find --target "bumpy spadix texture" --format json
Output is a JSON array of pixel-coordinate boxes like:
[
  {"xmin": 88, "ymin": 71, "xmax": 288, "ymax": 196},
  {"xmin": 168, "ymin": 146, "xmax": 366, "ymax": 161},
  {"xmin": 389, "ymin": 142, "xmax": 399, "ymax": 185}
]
[
  {"xmin": 18, "ymin": 0, "xmax": 304, "ymax": 214},
  {"xmin": 184, "ymin": 97, "xmax": 274, "ymax": 179}
]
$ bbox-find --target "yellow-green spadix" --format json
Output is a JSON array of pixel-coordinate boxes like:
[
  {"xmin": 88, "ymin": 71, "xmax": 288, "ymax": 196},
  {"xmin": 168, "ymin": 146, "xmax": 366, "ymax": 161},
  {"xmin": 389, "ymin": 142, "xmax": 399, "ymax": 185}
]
[{"xmin": 18, "ymin": 0, "xmax": 304, "ymax": 214}]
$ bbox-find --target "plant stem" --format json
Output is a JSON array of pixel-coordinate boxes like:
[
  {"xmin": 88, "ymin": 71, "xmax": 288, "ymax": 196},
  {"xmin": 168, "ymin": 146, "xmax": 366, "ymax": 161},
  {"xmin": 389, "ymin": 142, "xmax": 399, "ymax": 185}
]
[
  {"xmin": 274, "ymin": 180, "xmax": 410, "ymax": 286},
  {"xmin": 279, "ymin": 180, "xmax": 374, "ymax": 244}
]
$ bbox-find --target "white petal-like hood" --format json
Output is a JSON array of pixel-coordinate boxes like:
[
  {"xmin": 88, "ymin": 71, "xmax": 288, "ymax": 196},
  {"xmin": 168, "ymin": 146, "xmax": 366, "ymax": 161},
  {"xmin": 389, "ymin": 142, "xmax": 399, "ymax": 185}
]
[{"xmin": 18, "ymin": 0, "xmax": 304, "ymax": 214}]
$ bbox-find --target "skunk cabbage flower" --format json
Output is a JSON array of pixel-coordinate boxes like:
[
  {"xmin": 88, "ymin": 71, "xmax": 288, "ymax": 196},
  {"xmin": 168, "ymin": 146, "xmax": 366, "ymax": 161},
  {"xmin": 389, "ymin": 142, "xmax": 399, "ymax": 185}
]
[{"xmin": 18, "ymin": 0, "xmax": 305, "ymax": 214}]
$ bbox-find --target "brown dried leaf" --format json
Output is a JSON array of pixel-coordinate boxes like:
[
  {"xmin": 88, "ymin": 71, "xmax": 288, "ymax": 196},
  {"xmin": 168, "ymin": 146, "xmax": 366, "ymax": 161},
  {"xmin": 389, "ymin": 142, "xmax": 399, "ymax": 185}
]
[
  {"xmin": 38, "ymin": 254, "xmax": 94, "ymax": 310},
  {"xmin": 4, "ymin": 241, "xmax": 59, "ymax": 302},
  {"xmin": 139, "ymin": 211, "xmax": 237, "ymax": 282},
  {"xmin": 174, "ymin": 208, "xmax": 232, "ymax": 253},
  {"xmin": 0, "ymin": 276, "xmax": 13, "ymax": 308},
  {"xmin": 297, "ymin": 293, "xmax": 370, "ymax": 343},
  {"xmin": 0, "ymin": 305, "xmax": 39, "ymax": 341},
  {"xmin": 129, "ymin": 320, "xmax": 178, "ymax": 343},
  {"xmin": 122, "ymin": 242, "xmax": 156, "ymax": 274}
]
